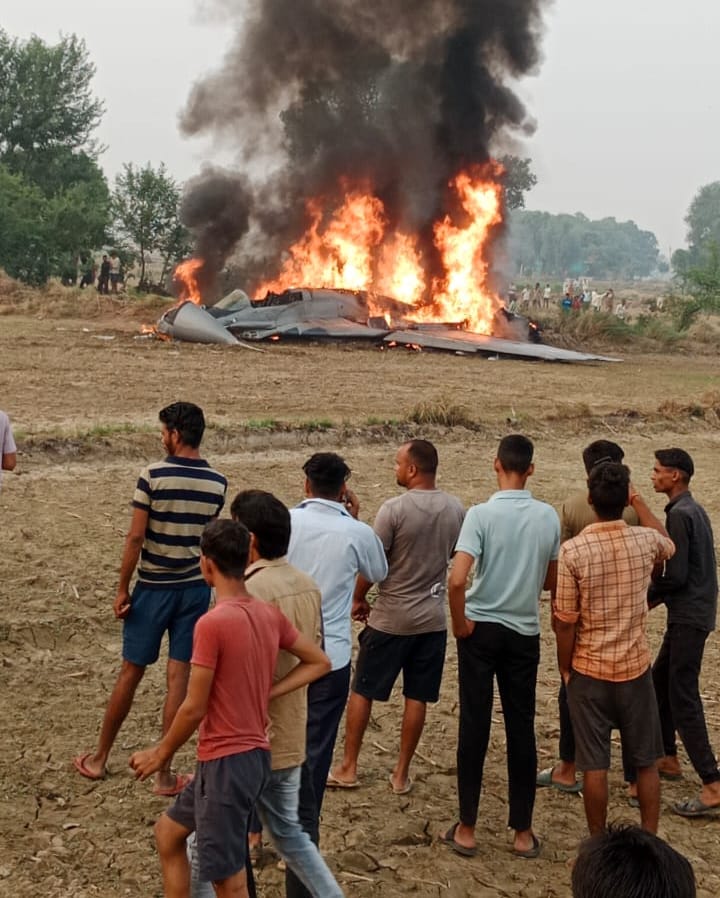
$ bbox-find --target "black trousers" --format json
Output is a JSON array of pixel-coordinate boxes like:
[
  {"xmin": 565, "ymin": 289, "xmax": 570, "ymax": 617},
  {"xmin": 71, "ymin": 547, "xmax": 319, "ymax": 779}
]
[
  {"xmin": 558, "ymin": 679, "xmax": 576, "ymax": 763},
  {"xmin": 654, "ymin": 623, "xmax": 719, "ymax": 784},
  {"xmin": 286, "ymin": 663, "xmax": 351, "ymax": 898},
  {"xmin": 457, "ymin": 622, "xmax": 539, "ymax": 832}
]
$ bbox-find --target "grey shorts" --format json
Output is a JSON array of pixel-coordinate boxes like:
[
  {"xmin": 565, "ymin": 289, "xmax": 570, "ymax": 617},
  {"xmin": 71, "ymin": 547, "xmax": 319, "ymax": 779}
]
[
  {"xmin": 566, "ymin": 668, "xmax": 663, "ymax": 772},
  {"xmin": 166, "ymin": 749, "xmax": 270, "ymax": 882}
]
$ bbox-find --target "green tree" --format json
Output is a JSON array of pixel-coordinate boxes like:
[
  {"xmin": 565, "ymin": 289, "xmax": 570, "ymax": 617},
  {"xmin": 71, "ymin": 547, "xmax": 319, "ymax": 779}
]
[
  {"xmin": 685, "ymin": 182, "xmax": 720, "ymax": 259},
  {"xmin": 0, "ymin": 165, "xmax": 53, "ymax": 284},
  {"xmin": 0, "ymin": 29, "xmax": 110, "ymax": 284},
  {"xmin": 0, "ymin": 30, "xmax": 104, "ymax": 174},
  {"xmin": 112, "ymin": 163, "xmax": 190, "ymax": 288},
  {"xmin": 499, "ymin": 155, "xmax": 537, "ymax": 211}
]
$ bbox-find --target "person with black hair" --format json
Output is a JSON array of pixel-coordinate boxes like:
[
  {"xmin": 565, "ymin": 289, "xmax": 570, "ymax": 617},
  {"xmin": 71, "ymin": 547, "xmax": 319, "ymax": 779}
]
[
  {"xmin": 74, "ymin": 402, "xmax": 227, "ymax": 796},
  {"xmin": 442, "ymin": 435, "xmax": 559, "ymax": 859},
  {"xmin": 572, "ymin": 824, "xmax": 696, "ymax": 898},
  {"xmin": 539, "ymin": 440, "xmax": 639, "ymax": 793},
  {"xmin": 646, "ymin": 448, "xmax": 720, "ymax": 818},
  {"xmin": 329, "ymin": 440, "xmax": 464, "ymax": 795},
  {"xmin": 129, "ymin": 519, "xmax": 330, "ymax": 898},
  {"xmin": 285, "ymin": 453, "xmax": 387, "ymax": 898},
  {"xmin": 554, "ymin": 462, "xmax": 674, "ymax": 834}
]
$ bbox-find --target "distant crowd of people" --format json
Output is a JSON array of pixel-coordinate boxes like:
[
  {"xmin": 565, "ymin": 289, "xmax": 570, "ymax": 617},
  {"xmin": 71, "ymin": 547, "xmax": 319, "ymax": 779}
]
[
  {"xmin": 508, "ymin": 280, "xmax": 629, "ymax": 318},
  {"xmin": 5, "ymin": 399, "xmax": 710, "ymax": 898}
]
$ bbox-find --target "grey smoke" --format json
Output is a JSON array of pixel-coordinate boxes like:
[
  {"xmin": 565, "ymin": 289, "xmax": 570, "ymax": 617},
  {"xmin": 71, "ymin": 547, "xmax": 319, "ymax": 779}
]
[{"xmin": 180, "ymin": 0, "xmax": 550, "ymax": 295}]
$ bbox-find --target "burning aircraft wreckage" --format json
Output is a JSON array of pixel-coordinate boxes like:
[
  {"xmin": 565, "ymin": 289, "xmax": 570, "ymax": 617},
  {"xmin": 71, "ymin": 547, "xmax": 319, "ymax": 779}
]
[
  {"xmin": 157, "ymin": 285, "xmax": 618, "ymax": 363},
  {"xmin": 154, "ymin": 0, "xmax": 619, "ymax": 364}
]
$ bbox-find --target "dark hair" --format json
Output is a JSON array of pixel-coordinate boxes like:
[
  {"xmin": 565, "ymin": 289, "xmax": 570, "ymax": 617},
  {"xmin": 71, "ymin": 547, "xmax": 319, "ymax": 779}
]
[
  {"xmin": 582, "ymin": 439, "xmax": 625, "ymax": 474},
  {"xmin": 588, "ymin": 462, "xmax": 629, "ymax": 520},
  {"xmin": 302, "ymin": 452, "xmax": 351, "ymax": 499},
  {"xmin": 497, "ymin": 434, "xmax": 533, "ymax": 474},
  {"xmin": 230, "ymin": 490, "xmax": 290, "ymax": 559},
  {"xmin": 159, "ymin": 402, "xmax": 205, "ymax": 448},
  {"xmin": 572, "ymin": 824, "xmax": 696, "ymax": 898},
  {"xmin": 655, "ymin": 448, "xmax": 694, "ymax": 481},
  {"xmin": 405, "ymin": 439, "xmax": 438, "ymax": 474},
  {"xmin": 199, "ymin": 519, "xmax": 249, "ymax": 578}
]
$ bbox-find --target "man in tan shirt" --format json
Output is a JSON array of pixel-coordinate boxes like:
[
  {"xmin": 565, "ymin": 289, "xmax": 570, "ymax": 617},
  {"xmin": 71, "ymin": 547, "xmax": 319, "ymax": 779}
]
[
  {"xmin": 539, "ymin": 440, "xmax": 639, "ymax": 793},
  {"xmin": 554, "ymin": 463, "xmax": 674, "ymax": 835},
  {"xmin": 191, "ymin": 490, "xmax": 344, "ymax": 898}
]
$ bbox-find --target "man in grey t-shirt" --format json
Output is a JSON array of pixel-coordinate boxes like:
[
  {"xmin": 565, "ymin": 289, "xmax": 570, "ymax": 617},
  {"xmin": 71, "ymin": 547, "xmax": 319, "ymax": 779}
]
[{"xmin": 329, "ymin": 440, "xmax": 464, "ymax": 794}]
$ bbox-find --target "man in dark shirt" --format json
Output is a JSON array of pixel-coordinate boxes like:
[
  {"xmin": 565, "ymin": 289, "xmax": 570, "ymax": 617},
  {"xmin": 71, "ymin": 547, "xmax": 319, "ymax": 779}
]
[{"xmin": 647, "ymin": 448, "xmax": 720, "ymax": 817}]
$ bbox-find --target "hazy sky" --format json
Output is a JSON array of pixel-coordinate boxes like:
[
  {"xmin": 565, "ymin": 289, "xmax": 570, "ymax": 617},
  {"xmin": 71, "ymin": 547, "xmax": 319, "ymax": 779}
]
[{"xmin": 5, "ymin": 0, "xmax": 718, "ymax": 255}]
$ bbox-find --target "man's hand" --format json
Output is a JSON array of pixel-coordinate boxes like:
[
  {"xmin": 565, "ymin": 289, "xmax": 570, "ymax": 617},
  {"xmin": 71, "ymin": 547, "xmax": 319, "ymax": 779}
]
[
  {"xmin": 453, "ymin": 618, "xmax": 476, "ymax": 640},
  {"xmin": 560, "ymin": 668, "xmax": 571, "ymax": 686},
  {"xmin": 129, "ymin": 746, "xmax": 167, "ymax": 780},
  {"xmin": 352, "ymin": 597, "xmax": 370, "ymax": 623},
  {"xmin": 113, "ymin": 590, "xmax": 131, "ymax": 620},
  {"xmin": 341, "ymin": 488, "xmax": 360, "ymax": 519}
]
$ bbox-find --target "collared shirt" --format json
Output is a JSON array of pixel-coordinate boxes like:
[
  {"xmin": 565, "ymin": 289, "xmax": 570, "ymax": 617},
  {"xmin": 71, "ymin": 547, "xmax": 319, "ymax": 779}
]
[
  {"xmin": 456, "ymin": 490, "xmax": 560, "ymax": 637},
  {"xmin": 288, "ymin": 498, "xmax": 388, "ymax": 669},
  {"xmin": 560, "ymin": 488, "xmax": 638, "ymax": 543},
  {"xmin": 647, "ymin": 491, "xmax": 718, "ymax": 632},
  {"xmin": 244, "ymin": 557, "xmax": 323, "ymax": 770},
  {"xmin": 555, "ymin": 520, "xmax": 675, "ymax": 682}
]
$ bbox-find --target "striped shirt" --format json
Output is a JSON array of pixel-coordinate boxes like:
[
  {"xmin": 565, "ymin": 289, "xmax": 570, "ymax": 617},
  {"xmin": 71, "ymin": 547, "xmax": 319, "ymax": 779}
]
[
  {"xmin": 555, "ymin": 520, "xmax": 675, "ymax": 682},
  {"xmin": 132, "ymin": 456, "xmax": 227, "ymax": 588}
]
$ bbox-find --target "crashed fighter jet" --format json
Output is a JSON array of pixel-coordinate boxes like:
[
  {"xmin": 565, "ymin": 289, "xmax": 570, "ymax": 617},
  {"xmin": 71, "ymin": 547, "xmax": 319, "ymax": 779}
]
[{"xmin": 156, "ymin": 287, "xmax": 619, "ymax": 363}]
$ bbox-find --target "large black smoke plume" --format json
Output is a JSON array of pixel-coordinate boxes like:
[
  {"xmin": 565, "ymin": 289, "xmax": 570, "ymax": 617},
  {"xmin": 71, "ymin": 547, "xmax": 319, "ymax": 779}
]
[{"xmin": 179, "ymin": 0, "xmax": 550, "ymax": 296}]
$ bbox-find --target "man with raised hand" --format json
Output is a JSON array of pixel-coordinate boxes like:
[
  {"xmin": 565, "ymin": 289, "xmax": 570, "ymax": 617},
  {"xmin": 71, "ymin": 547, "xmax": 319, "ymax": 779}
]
[
  {"xmin": 286, "ymin": 452, "xmax": 387, "ymax": 898},
  {"xmin": 329, "ymin": 440, "xmax": 464, "ymax": 795}
]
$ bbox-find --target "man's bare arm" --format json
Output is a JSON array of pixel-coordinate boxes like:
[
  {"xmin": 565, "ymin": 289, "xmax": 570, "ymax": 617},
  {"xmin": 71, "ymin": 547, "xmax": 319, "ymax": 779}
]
[
  {"xmin": 448, "ymin": 551, "xmax": 475, "ymax": 639},
  {"xmin": 352, "ymin": 575, "xmax": 373, "ymax": 622},
  {"xmin": 114, "ymin": 507, "xmax": 148, "ymax": 618},
  {"xmin": 129, "ymin": 664, "xmax": 214, "ymax": 779},
  {"xmin": 628, "ymin": 488, "xmax": 669, "ymax": 537},
  {"xmin": 270, "ymin": 633, "xmax": 331, "ymax": 700},
  {"xmin": 555, "ymin": 619, "xmax": 577, "ymax": 684}
]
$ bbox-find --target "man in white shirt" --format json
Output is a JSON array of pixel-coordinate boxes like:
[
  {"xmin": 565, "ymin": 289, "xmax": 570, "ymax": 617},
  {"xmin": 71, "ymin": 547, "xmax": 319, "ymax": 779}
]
[{"xmin": 286, "ymin": 452, "xmax": 387, "ymax": 898}]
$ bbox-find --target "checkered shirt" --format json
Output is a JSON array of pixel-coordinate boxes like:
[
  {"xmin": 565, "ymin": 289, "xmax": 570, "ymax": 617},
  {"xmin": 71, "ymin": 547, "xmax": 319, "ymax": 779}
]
[{"xmin": 555, "ymin": 520, "xmax": 675, "ymax": 682}]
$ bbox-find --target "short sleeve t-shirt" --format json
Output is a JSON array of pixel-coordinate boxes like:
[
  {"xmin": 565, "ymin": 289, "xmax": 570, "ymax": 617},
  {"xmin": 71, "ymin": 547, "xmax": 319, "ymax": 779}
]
[
  {"xmin": 192, "ymin": 598, "xmax": 299, "ymax": 761},
  {"xmin": 457, "ymin": 490, "xmax": 560, "ymax": 636},
  {"xmin": 368, "ymin": 490, "xmax": 465, "ymax": 635}
]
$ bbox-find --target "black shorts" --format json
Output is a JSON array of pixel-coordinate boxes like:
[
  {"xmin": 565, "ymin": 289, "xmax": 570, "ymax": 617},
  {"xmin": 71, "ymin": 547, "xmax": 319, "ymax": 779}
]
[
  {"xmin": 166, "ymin": 749, "xmax": 270, "ymax": 882},
  {"xmin": 352, "ymin": 626, "xmax": 446, "ymax": 704},
  {"xmin": 566, "ymin": 669, "xmax": 663, "ymax": 772}
]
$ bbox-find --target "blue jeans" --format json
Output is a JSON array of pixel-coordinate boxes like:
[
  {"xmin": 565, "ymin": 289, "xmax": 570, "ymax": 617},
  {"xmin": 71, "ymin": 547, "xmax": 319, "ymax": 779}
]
[{"xmin": 190, "ymin": 766, "xmax": 343, "ymax": 898}]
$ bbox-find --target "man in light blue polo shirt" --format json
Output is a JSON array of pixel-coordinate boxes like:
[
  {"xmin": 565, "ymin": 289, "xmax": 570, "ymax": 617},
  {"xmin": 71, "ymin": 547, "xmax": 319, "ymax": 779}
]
[
  {"xmin": 441, "ymin": 435, "xmax": 559, "ymax": 861},
  {"xmin": 286, "ymin": 452, "xmax": 387, "ymax": 898}
]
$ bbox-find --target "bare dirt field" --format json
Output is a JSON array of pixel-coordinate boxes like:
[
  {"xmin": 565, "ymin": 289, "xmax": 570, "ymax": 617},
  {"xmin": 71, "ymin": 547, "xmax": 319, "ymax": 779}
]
[{"xmin": 2, "ymin": 296, "xmax": 720, "ymax": 897}]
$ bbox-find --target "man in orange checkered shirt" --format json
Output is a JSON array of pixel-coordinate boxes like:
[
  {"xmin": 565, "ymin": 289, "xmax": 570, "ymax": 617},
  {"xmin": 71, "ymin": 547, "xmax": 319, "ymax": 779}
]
[{"xmin": 554, "ymin": 462, "xmax": 674, "ymax": 835}]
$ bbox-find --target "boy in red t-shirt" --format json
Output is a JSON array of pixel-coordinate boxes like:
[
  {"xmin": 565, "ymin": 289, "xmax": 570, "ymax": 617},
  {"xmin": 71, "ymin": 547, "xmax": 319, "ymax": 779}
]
[{"xmin": 130, "ymin": 519, "xmax": 330, "ymax": 898}]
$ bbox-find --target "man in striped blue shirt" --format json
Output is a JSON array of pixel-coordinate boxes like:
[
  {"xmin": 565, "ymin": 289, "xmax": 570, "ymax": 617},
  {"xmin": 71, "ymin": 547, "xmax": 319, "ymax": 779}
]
[{"xmin": 74, "ymin": 402, "xmax": 227, "ymax": 795}]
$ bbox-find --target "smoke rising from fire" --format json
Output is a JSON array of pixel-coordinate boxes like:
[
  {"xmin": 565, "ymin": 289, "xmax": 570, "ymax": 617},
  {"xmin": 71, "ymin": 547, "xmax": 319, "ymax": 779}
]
[{"xmin": 179, "ymin": 0, "xmax": 549, "ymax": 301}]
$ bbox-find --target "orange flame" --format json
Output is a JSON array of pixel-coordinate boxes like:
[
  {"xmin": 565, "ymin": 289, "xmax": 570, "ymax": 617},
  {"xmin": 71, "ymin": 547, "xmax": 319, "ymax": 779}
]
[
  {"xmin": 255, "ymin": 164, "xmax": 504, "ymax": 334},
  {"xmin": 173, "ymin": 258, "xmax": 204, "ymax": 305}
]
